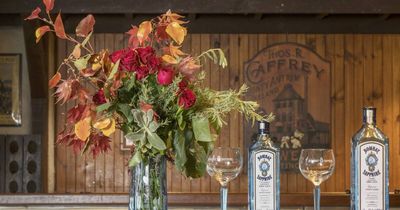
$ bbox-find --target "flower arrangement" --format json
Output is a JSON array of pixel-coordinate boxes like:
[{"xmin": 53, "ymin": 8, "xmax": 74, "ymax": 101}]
[{"xmin": 26, "ymin": 0, "xmax": 272, "ymax": 178}]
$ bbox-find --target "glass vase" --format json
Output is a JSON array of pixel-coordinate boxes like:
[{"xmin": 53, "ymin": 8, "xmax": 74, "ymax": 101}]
[{"xmin": 129, "ymin": 155, "xmax": 167, "ymax": 210}]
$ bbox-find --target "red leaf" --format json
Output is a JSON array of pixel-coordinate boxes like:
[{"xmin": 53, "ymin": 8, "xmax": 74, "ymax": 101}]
[
  {"xmin": 43, "ymin": 0, "xmax": 54, "ymax": 12},
  {"xmin": 54, "ymin": 13, "xmax": 67, "ymax": 39},
  {"xmin": 126, "ymin": 26, "xmax": 139, "ymax": 48},
  {"xmin": 68, "ymin": 139, "xmax": 86, "ymax": 154},
  {"xmin": 57, "ymin": 130, "xmax": 73, "ymax": 145},
  {"xmin": 55, "ymin": 79, "xmax": 72, "ymax": 104},
  {"xmin": 49, "ymin": 72, "xmax": 61, "ymax": 88},
  {"xmin": 35, "ymin": 26, "xmax": 51, "ymax": 43},
  {"xmin": 25, "ymin": 7, "xmax": 41, "ymax": 20},
  {"xmin": 76, "ymin": 14, "xmax": 95, "ymax": 37},
  {"xmin": 90, "ymin": 134, "xmax": 111, "ymax": 158},
  {"xmin": 67, "ymin": 104, "xmax": 91, "ymax": 124}
]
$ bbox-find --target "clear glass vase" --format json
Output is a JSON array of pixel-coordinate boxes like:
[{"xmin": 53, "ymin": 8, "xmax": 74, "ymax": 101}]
[{"xmin": 128, "ymin": 155, "xmax": 168, "ymax": 210}]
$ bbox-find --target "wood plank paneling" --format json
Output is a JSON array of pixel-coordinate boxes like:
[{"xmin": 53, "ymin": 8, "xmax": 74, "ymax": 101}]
[{"xmin": 54, "ymin": 33, "xmax": 400, "ymax": 195}]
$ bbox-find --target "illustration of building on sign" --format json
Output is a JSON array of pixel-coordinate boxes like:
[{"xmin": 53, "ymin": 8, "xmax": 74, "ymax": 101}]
[{"xmin": 270, "ymin": 84, "xmax": 329, "ymax": 148}]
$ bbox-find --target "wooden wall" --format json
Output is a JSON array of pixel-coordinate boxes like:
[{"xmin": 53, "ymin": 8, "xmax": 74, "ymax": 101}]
[{"xmin": 55, "ymin": 34, "xmax": 400, "ymax": 194}]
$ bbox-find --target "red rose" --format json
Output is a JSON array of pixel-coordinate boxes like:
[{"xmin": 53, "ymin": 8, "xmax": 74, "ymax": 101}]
[
  {"xmin": 157, "ymin": 67, "xmax": 174, "ymax": 85},
  {"xmin": 178, "ymin": 88, "xmax": 196, "ymax": 109},
  {"xmin": 135, "ymin": 65, "xmax": 150, "ymax": 80},
  {"xmin": 110, "ymin": 49, "xmax": 138, "ymax": 71},
  {"xmin": 109, "ymin": 49, "xmax": 124, "ymax": 62},
  {"xmin": 178, "ymin": 80, "xmax": 188, "ymax": 89},
  {"xmin": 92, "ymin": 89, "xmax": 106, "ymax": 105},
  {"xmin": 147, "ymin": 56, "xmax": 160, "ymax": 72},
  {"xmin": 137, "ymin": 46, "xmax": 155, "ymax": 64}
]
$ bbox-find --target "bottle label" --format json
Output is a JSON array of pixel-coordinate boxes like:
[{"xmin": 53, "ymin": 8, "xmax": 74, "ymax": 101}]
[
  {"xmin": 358, "ymin": 142, "xmax": 385, "ymax": 209},
  {"xmin": 254, "ymin": 150, "xmax": 276, "ymax": 210}
]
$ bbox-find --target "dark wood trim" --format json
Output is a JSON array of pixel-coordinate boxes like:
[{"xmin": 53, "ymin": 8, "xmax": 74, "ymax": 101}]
[
  {"xmin": 22, "ymin": 16, "xmax": 49, "ymax": 98},
  {"xmin": 0, "ymin": 193, "xmax": 399, "ymax": 206},
  {"xmin": 59, "ymin": 14, "xmax": 400, "ymax": 34},
  {"xmin": 2, "ymin": 0, "xmax": 400, "ymax": 15}
]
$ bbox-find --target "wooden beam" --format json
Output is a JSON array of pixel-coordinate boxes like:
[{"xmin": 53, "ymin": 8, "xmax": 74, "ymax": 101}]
[
  {"xmin": 2, "ymin": 0, "xmax": 400, "ymax": 15},
  {"xmin": 0, "ymin": 193, "xmax": 399, "ymax": 206},
  {"xmin": 58, "ymin": 14, "xmax": 400, "ymax": 34},
  {"xmin": 46, "ymin": 33, "xmax": 56, "ymax": 193},
  {"xmin": 22, "ymin": 17, "xmax": 48, "ymax": 98}
]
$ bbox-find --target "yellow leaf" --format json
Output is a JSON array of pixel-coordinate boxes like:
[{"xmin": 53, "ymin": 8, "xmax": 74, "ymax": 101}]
[
  {"xmin": 162, "ymin": 55, "xmax": 178, "ymax": 64},
  {"xmin": 74, "ymin": 117, "xmax": 91, "ymax": 141},
  {"xmin": 137, "ymin": 21, "xmax": 152, "ymax": 44},
  {"xmin": 93, "ymin": 118, "xmax": 111, "ymax": 130},
  {"xmin": 92, "ymin": 63, "xmax": 102, "ymax": 71},
  {"xmin": 102, "ymin": 118, "xmax": 115, "ymax": 137},
  {"xmin": 166, "ymin": 22, "xmax": 187, "ymax": 45},
  {"xmin": 72, "ymin": 44, "xmax": 81, "ymax": 59}
]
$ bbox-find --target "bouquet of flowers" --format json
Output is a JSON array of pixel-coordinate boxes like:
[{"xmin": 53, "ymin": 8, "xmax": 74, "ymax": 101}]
[{"xmin": 26, "ymin": 0, "xmax": 272, "ymax": 179}]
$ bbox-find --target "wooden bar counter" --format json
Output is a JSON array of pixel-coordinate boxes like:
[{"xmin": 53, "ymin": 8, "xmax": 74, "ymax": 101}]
[{"xmin": 0, "ymin": 193, "xmax": 399, "ymax": 209}]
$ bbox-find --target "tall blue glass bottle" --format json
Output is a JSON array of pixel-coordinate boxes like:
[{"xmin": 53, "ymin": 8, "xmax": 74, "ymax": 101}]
[
  {"xmin": 351, "ymin": 107, "xmax": 389, "ymax": 210},
  {"xmin": 248, "ymin": 121, "xmax": 280, "ymax": 210}
]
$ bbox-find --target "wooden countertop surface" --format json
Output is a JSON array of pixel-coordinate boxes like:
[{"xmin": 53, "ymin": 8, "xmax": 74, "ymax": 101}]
[{"xmin": 0, "ymin": 193, "xmax": 399, "ymax": 206}]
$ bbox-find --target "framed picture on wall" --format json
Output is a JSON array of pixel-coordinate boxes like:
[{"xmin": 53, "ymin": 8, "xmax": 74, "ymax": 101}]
[{"xmin": 0, "ymin": 54, "xmax": 21, "ymax": 126}]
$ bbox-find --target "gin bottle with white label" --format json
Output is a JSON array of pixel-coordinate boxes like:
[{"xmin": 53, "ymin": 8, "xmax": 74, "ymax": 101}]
[
  {"xmin": 351, "ymin": 107, "xmax": 389, "ymax": 210},
  {"xmin": 248, "ymin": 121, "xmax": 280, "ymax": 210}
]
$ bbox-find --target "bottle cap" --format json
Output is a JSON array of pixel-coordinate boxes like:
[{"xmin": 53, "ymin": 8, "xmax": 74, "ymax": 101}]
[
  {"xmin": 259, "ymin": 121, "xmax": 270, "ymax": 133},
  {"xmin": 363, "ymin": 107, "xmax": 376, "ymax": 124}
]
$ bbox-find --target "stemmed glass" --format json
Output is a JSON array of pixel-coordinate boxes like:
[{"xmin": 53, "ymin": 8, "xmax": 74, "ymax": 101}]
[
  {"xmin": 299, "ymin": 149, "xmax": 335, "ymax": 210},
  {"xmin": 207, "ymin": 147, "xmax": 243, "ymax": 210}
]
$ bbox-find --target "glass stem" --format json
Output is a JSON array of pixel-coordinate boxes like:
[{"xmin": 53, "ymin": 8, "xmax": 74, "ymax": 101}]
[
  {"xmin": 314, "ymin": 185, "xmax": 321, "ymax": 210},
  {"xmin": 220, "ymin": 185, "xmax": 228, "ymax": 210}
]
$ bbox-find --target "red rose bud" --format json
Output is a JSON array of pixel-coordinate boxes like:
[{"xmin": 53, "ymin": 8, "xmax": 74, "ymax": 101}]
[
  {"xmin": 93, "ymin": 89, "xmax": 107, "ymax": 105},
  {"xmin": 178, "ymin": 88, "xmax": 196, "ymax": 109},
  {"xmin": 178, "ymin": 80, "xmax": 188, "ymax": 90},
  {"xmin": 157, "ymin": 67, "xmax": 174, "ymax": 85},
  {"xmin": 135, "ymin": 65, "xmax": 150, "ymax": 80}
]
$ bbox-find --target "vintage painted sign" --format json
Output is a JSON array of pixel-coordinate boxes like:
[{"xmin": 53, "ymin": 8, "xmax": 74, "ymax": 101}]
[{"xmin": 244, "ymin": 43, "xmax": 331, "ymax": 172}]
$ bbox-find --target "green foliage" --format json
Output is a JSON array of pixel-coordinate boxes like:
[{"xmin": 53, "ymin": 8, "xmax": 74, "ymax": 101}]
[
  {"xmin": 198, "ymin": 48, "xmax": 228, "ymax": 68},
  {"xmin": 195, "ymin": 84, "xmax": 274, "ymax": 132}
]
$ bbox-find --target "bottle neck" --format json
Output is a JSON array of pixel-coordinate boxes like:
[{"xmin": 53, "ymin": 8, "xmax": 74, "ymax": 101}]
[{"xmin": 363, "ymin": 108, "xmax": 376, "ymax": 126}]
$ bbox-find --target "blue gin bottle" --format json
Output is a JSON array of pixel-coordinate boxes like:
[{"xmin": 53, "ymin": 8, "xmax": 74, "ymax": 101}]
[
  {"xmin": 351, "ymin": 107, "xmax": 389, "ymax": 210},
  {"xmin": 248, "ymin": 121, "xmax": 280, "ymax": 210}
]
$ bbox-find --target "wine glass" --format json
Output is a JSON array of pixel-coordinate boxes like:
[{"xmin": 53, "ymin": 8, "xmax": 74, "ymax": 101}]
[
  {"xmin": 207, "ymin": 147, "xmax": 243, "ymax": 210},
  {"xmin": 299, "ymin": 149, "xmax": 335, "ymax": 210}
]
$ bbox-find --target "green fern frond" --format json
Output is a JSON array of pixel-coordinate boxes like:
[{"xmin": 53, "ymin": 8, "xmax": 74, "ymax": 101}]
[{"xmin": 198, "ymin": 48, "xmax": 228, "ymax": 68}]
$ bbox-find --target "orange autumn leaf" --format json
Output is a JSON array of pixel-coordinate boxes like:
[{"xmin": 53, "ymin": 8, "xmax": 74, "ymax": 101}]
[
  {"xmin": 164, "ymin": 10, "xmax": 187, "ymax": 24},
  {"xmin": 74, "ymin": 117, "xmax": 92, "ymax": 141},
  {"xmin": 43, "ymin": 0, "xmax": 54, "ymax": 12},
  {"xmin": 166, "ymin": 22, "xmax": 186, "ymax": 45},
  {"xmin": 137, "ymin": 21, "xmax": 152, "ymax": 44},
  {"xmin": 162, "ymin": 54, "xmax": 178, "ymax": 64},
  {"xmin": 25, "ymin": 7, "xmax": 41, "ymax": 20},
  {"xmin": 72, "ymin": 44, "xmax": 81, "ymax": 59},
  {"xmin": 49, "ymin": 72, "xmax": 61, "ymax": 89},
  {"xmin": 35, "ymin": 26, "xmax": 51, "ymax": 43},
  {"xmin": 55, "ymin": 13, "xmax": 67, "ymax": 39},
  {"xmin": 168, "ymin": 44, "xmax": 186, "ymax": 58},
  {"xmin": 76, "ymin": 14, "xmax": 95, "ymax": 37}
]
